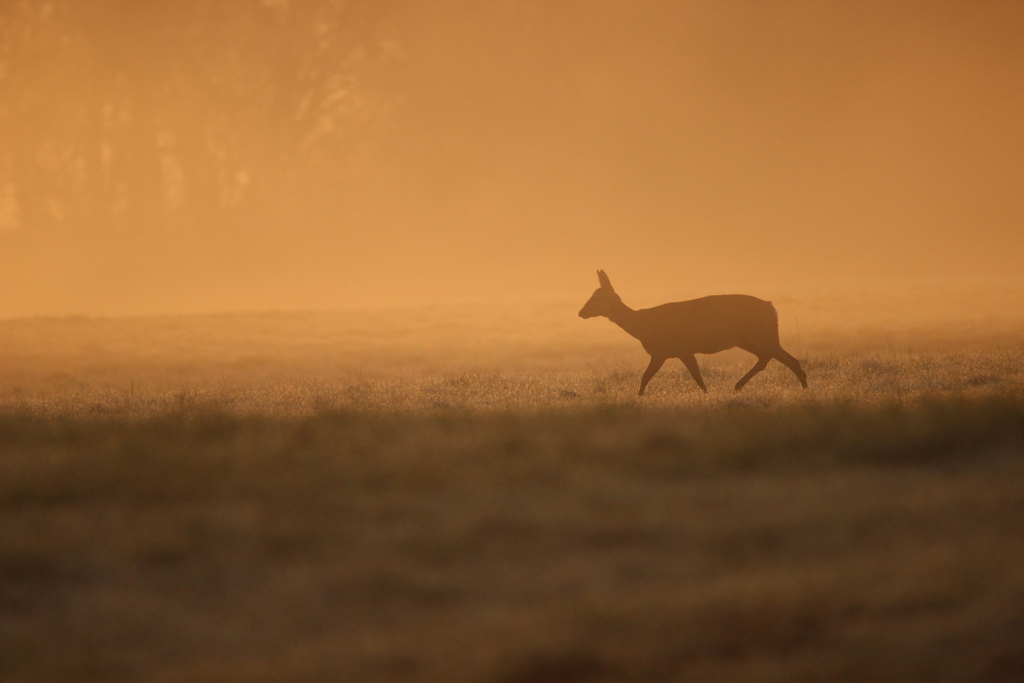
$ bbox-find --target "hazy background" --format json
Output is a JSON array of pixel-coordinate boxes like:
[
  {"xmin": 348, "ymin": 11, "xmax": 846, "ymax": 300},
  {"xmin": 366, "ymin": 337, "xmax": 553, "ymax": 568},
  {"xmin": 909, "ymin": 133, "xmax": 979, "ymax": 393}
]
[{"xmin": 2, "ymin": 0, "xmax": 1022, "ymax": 317}]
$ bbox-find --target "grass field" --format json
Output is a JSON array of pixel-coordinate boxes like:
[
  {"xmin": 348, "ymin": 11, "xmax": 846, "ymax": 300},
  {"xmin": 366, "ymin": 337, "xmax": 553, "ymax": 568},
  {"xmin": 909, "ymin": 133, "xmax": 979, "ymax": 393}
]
[{"xmin": 2, "ymin": 289, "xmax": 1024, "ymax": 682}]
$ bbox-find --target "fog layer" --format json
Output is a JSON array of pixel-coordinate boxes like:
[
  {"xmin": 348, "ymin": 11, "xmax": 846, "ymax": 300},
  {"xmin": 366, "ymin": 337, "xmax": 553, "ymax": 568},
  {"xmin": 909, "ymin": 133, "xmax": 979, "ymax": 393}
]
[{"xmin": 2, "ymin": 1, "xmax": 1022, "ymax": 315}]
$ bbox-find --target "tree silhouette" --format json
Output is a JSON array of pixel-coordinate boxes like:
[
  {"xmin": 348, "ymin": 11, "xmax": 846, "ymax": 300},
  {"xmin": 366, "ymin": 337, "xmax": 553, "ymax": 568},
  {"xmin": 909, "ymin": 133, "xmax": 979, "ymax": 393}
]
[{"xmin": 0, "ymin": 0, "xmax": 403, "ymax": 237}]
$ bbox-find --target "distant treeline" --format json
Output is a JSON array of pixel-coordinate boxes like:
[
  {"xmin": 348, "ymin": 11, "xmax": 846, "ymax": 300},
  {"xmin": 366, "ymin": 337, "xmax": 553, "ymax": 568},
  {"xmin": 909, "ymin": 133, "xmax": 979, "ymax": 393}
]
[{"xmin": 0, "ymin": 0, "xmax": 423, "ymax": 237}]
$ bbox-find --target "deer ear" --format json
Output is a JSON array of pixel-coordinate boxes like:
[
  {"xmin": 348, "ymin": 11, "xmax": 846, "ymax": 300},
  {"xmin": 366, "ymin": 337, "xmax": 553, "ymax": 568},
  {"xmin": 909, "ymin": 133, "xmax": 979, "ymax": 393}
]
[{"xmin": 597, "ymin": 270, "xmax": 613, "ymax": 291}]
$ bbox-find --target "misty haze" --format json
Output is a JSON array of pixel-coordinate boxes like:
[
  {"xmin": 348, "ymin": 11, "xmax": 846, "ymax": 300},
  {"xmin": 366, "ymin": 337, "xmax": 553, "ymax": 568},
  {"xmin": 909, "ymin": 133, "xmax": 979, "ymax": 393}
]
[
  {"xmin": 2, "ymin": 1, "xmax": 1024, "ymax": 314},
  {"xmin": 2, "ymin": 2, "xmax": 1024, "ymax": 682}
]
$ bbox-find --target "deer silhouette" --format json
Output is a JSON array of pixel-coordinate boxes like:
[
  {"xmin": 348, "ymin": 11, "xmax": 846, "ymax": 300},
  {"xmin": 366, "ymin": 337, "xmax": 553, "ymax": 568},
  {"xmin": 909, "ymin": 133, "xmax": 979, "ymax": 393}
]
[{"xmin": 579, "ymin": 270, "xmax": 807, "ymax": 395}]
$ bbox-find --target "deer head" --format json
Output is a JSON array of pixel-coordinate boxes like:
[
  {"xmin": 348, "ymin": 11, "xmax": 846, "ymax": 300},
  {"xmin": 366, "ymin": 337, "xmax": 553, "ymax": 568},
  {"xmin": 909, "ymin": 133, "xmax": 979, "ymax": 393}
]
[{"xmin": 578, "ymin": 269, "xmax": 623, "ymax": 319}]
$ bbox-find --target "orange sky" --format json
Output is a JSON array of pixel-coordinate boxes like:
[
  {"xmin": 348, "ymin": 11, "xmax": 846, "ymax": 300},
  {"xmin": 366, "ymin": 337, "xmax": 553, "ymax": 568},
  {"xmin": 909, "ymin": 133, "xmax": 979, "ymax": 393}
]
[{"xmin": 1, "ymin": 1, "xmax": 1022, "ymax": 315}]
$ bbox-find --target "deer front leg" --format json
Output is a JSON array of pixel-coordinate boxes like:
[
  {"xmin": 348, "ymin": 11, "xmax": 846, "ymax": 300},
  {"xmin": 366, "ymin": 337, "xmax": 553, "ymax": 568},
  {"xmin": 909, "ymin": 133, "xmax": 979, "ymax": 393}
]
[
  {"xmin": 638, "ymin": 356, "xmax": 666, "ymax": 396},
  {"xmin": 680, "ymin": 354, "xmax": 708, "ymax": 393}
]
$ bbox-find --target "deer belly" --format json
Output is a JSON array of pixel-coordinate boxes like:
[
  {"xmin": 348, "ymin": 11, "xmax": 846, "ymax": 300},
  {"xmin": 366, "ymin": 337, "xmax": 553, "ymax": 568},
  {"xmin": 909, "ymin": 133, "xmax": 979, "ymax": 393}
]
[
  {"xmin": 644, "ymin": 336, "xmax": 737, "ymax": 357},
  {"xmin": 690, "ymin": 341, "xmax": 737, "ymax": 355}
]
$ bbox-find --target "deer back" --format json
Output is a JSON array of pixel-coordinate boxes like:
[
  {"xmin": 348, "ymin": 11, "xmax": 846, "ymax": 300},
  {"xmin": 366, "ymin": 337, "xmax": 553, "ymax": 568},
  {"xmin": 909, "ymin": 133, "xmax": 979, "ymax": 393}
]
[{"xmin": 634, "ymin": 294, "xmax": 779, "ymax": 356}]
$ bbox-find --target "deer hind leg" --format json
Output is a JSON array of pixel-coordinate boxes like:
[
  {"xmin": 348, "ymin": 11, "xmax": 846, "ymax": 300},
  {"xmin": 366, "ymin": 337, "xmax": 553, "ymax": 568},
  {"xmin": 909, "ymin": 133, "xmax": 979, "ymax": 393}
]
[
  {"xmin": 679, "ymin": 354, "xmax": 708, "ymax": 394},
  {"xmin": 773, "ymin": 347, "xmax": 808, "ymax": 388},
  {"xmin": 638, "ymin": 356, "xmax": 666, "ymax": 396},
  {"xmin": 734, "ymin": 355, "xmax": 770, "ymax": 391}
]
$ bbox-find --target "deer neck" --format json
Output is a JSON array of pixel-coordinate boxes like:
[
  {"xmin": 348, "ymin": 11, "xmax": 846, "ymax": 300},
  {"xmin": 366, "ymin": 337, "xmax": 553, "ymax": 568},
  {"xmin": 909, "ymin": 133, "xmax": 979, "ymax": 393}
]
[{"xmin": 606, "ymin": 301, "xmax": 644, "ymax": 340}]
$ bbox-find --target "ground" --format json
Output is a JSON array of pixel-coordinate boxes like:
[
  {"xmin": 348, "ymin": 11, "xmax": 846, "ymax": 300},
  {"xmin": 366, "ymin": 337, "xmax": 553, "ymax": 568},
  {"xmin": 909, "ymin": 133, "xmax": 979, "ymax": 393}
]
[{"xmin": 1, "ymin": 287, "xmax": 1023, "ymax": 682}]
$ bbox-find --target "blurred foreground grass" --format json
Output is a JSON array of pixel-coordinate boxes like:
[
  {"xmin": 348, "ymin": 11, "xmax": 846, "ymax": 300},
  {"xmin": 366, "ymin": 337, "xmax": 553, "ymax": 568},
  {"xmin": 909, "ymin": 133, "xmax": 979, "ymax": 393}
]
[{"xmin": 1, "ymin": 301, "xmax": 1024, "ymax": 682}]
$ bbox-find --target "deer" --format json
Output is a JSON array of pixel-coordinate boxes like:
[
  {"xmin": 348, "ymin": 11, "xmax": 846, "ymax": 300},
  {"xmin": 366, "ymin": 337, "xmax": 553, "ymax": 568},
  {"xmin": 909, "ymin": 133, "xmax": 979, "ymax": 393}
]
[{"xmin": 579, "ymin": 270, "xmax": 807, "ymax": 395}]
